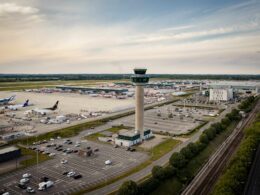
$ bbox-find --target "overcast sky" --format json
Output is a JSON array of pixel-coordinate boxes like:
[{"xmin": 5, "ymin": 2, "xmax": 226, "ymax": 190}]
[{"xmin": 0, "ymin": 0, "xmax": 259, "ymax": 74}]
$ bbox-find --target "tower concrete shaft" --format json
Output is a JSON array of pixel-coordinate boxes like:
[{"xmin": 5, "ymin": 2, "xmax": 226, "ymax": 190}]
[
  {"xmin": 135, "ymin": 85, "xmax": 144, "ymax": 139},
  {"xmin": 131, "ymin": 68, "xmax": 149, "ymax": 141}
]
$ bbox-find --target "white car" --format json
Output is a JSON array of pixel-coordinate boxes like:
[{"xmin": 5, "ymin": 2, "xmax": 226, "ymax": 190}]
[
  {"xmin": 23, "ymin": 173, "xmax": 31, "ymax": 178},
  {"xmin": 75, "ymin": 143, "xmax": 80, "ymax": 147},
  {"xmin": 105, "ymin": 160, "xmax": 112, "ymax": 165},
  {"xmin": 49, "ymin": 153, "xmax": 55, "ymax": 157},
  {"xmin": 26, "ymin": 187, "xmax": 35, "ymax": 193},
  {"xmin": 20, "ymin": 178, "xmax": 29, "ymax": 184},
  {"xmin": 61, "ymin": 159, "xmax": 68, "ymax": 164},
  {"xmin": 67, "ymin": 171, "xmax": 76, "ymax": 177},
  {"xmin": 2, "ymin": 193, "xmax": 9, "ymax": 195}
]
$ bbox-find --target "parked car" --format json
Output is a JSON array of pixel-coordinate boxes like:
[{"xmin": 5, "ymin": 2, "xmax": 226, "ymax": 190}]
[
  {"xmin": 105, "ymin": 160, "xmax": 112, "ymax": 165},
  {"xmin": 67, "ymin": 171, "xmax": 76, "ymax": 177},
  {"xmin": 73, "ymin": 174, "xmax": 82, "ymax": 179},
  {"xmin": 22, "ymin": 173, "xmax": 31, "ymax": 178},
  {"xmin": 20, "ymin": 178, "xmax": 29, "ymax": 184},
  {"xmin": 61, "ymin": 159, "xmax": 68, "ymax": 164},
  {"xmin": 94, "ymin": 148, "xmax": 99, "ymax": 152},
  {"xmin": 38, "ymin": 181, "xmax": 53, "ymax": 191},
  {"xmin": 26, "ymin": 187, "xmax": 35, "ymax": 193},
  {"xmin": 62, "ymin": 171, "xmax": 69, "ymax": 175},
  {"xmin": 49, "ymin": 153, "xmax": 55, "ymax": 157},
  {"xmin": 17, "ymin": 183, "xmax": 27, "ymax": 189}
]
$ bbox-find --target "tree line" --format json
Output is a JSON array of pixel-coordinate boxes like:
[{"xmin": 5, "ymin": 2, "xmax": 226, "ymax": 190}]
[{"xmin": 0, "ymin": 74, "xmax": 260, "ymax": 82}]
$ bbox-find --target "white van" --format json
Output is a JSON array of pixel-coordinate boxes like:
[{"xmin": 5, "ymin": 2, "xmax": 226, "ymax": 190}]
[{"xmin": 38, "ymin": 180, "xmax": 54, "ymax": 191}]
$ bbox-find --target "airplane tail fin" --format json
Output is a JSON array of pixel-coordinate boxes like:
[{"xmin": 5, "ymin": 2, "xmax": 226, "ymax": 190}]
[
  {"xmin": 23, "ymin": 99, "xmax": 29, "ymax": 107},
  {"xmin": 9, "ymin": 95, "xmax": 16, "ymax": 102},
  {"xmin": 51, "ymin": 101, "xmax": 59, "ymax": 110}
]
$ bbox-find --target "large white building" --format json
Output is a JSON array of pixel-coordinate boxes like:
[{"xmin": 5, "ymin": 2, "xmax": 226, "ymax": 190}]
[{"xmin": 209, "ymin": 88, "xmax": 233, "ymax": 101}]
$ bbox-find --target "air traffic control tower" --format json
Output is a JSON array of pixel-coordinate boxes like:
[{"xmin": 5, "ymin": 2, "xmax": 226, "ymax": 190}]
[{"xmin": 131, "ymin": 68, "xmax": 149, "ymax": 140}]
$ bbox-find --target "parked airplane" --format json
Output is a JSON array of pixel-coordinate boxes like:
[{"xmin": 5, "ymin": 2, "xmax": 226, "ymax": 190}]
[
  {"xmin": 0, "ymin": 95, "xmax": 15, "ymax": 105},
  {"xmin": 25, "ymin": 101, "xmax": 59, "ymax": 116},
  {"xmin": 4, "ymin": 99, "xmax": 31, "ymax": 110}
]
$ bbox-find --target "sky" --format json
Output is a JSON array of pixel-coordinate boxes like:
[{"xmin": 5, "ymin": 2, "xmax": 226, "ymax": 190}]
[{"xmin": 0, "ymin": 0, "xmax": 259, "ymax": 74}]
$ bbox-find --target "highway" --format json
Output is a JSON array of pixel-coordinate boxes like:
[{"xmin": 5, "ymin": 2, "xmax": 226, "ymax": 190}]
[
  {"xmin": 86, "ymin": 103, "xmax": 238, "ymax": 195},
  {"xmin": 181, "ymin": 100, "xmax": 260, "ymax": 195}
]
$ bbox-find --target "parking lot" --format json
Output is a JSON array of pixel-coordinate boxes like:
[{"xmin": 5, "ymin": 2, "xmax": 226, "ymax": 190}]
[
  {"xmin": 0, "ymin": 138, "xmax": 148, "ymax": 195},
  {"xmin": 112, "ymin": 104, "xmax": 219, "ymax": 135}
]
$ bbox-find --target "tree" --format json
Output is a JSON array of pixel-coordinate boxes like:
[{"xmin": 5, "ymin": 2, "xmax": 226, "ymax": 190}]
[
  {"xmin": 180, "ymin": 146, "xmax": 193, "ymax": 159},
  {"xmin": 199, "ymin": 133, "xmax": 209, "ymax": 144},
  {"xmin": 169, "ymin": 152, "xmax": 187, "ymax": 169},
  {"xmin": 221, "ymin": 117, "xmax": 231, "ymax": 128},
  {"xmin": 204, "ymin": 128, "xmax": 216, "ymax": 140},
  {"xmin": 118, "ymin": 180, "xmax": 139, "ymax": 195},
  {"xmin": 152, "ymin": 166, "xmax": 165, "ymax": 180},
  {"xmin": 187, "ymin": 142, "xmax": 199, "ymax": 155},
  {"xmin": 211, "ymin": 123, "xmax": 224, "ymax": 134}
]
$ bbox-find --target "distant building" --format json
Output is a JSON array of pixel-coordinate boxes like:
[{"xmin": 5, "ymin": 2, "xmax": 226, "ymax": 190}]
[
  {"xmin": 0, "ymin": 146, "xmax": 21, "ymax": 163},
  {"xmin": 208, "ymin": 84, "xmax": 260, "ymax": 94},
  {"xmin": 209, "ymin": 88, "xmax": 233, "ymax": 101},
  {"xmin": 115, "ymin": 129, "xmax": 152, "ymax": 147}
]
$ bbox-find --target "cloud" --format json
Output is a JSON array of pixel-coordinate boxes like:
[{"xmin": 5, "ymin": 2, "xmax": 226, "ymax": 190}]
[
  {"xmin": 0, "ymin": 0, "xmax": 260, "ymax": 74},
  {"xmin": 0, "ymin": 3, "xmax": 38, "ymax": 15}
]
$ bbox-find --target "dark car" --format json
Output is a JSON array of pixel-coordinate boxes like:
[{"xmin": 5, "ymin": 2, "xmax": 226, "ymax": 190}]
[
  {"xmin": 46, "ymin": 145, "xmax": 51, "ymax": 147},
  {"xmin": 57, "ymin": 148, "xmax": 63, "ymax": 151},
  {"xmin": 73, "ymin": 150, "xmax": 78, "ymax": 153},
  {"xmin": 67, "ymin": 141, "xmax": 73, "ymax": 145},
  {"xmin": 129, "ymin": 148, "xmax": 136, "ymax": 152},
  {"xmin": 86, "ymin": 146, "xmax": 91, "ymax": 150},
  {"xmin": 17, "ymin": 183, "xmax": 27, "ymax": 189},
  {"xmin": 73, "ymin": 174, "xmax": 82, "ymax": 179},
  {"xmin": 94, "ymin": 148, "xmax": 99, "ymax": 152},
  {"xmin": 40, "ymin": 177, "xmax": 49, "ymax": 182},
  {"xmin": 62, "ymin": 171, "xmax": 69, "ymax": 175}
]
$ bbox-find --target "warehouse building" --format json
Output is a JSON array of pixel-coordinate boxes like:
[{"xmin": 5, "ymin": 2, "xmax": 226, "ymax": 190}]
[{"xmin": 0, "ymin": 146, "xmax": 21, "ymax": 163}]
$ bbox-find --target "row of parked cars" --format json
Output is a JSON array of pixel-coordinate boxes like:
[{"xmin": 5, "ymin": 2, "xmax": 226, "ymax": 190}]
[{"xmin": 16, "ymin": 173, "xmax": 54, "ymax": 193}]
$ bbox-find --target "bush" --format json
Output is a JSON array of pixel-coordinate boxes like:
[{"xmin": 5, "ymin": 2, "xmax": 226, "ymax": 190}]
[{"xmin": 118, "ymin": 180, "xmax": 139, "ymax": 195}]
